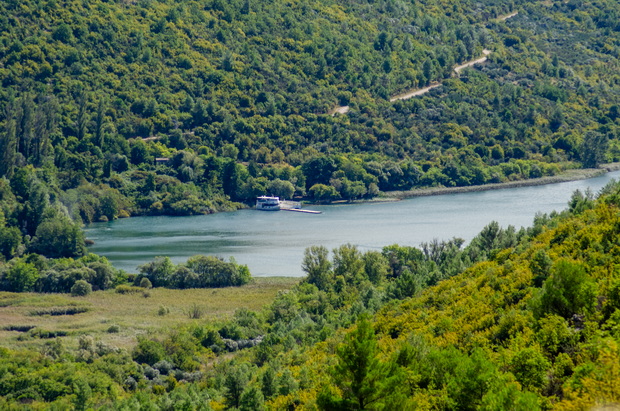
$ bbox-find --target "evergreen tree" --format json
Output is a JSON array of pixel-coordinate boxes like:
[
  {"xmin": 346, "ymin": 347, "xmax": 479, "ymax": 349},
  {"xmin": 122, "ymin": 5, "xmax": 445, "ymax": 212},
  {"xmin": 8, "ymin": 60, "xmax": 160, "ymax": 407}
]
[{"xmin": 318, "ymin": 314, "xmax": 394, "ymax": 410}]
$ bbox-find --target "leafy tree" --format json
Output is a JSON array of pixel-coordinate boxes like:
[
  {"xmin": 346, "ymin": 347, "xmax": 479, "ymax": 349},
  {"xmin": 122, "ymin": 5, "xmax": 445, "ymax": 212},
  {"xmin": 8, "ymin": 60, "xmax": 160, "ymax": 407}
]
[
  {"xmin": 31, "ymin": 216, "xmax": 86, "ymax": 258},
  {"xmin": 5, "ymin": 260, "xmax": 38, "ymax": 292},
  {"xmin": 266, "ymin": 179, "xmax": 295, "ymax": 199},
  {"xmin": 240, "ymin": 385, "xmax": 265, "ymax": 411},
  {"xmin": 0, "ymin": 226, "xmax": 22, "ymax": 261},
  {"xmin": 133, "ymin": 337, "xmax": 166, "ymax": 366},
  {"xmin": 302, "ymin": 246, "xmax": 333, "ymax": 291},
  {"xmin": 581, "ymin": 131, "xmax": 608, "ymax": 168},
  {"xmin": 224, "ymin": 364, "xmax": 249, "ymax": 409},
  {"xmin": 536, "ymin": 260, "xmax": 597, "ymax": 319},
  {"xmin": 509, "ymin": 347, "xmax": 550, "ymax": 393},
  {"xmin": 309, "ymin": 184, "xmax": 339, "ymax": 203},
  {"xmin": 303, "ymin": 157, "xmax": 337, "ymax": 189},
  {"xmin": 138, "ymin": 257, "xmax": 175, "ymax": 288}
]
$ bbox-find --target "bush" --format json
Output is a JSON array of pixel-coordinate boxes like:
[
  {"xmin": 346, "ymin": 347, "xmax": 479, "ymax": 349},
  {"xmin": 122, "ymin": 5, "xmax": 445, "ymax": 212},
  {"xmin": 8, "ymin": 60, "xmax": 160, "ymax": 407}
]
[
  {"xmin": 536, "ymin": 259, "xmax": 597, "ymax": 319},
  {"xmin": 115, "ymin": 284, "xmax": 143, "ymax": 294},
  {"xmin": 140, "ymin": 277, "xmax": 153, "ymax": 289},
  {"xmin": 71, "ymin": 280, "xmax": 92, "ymax": 296},
  {"xmin": 133, "ymin": 337, "xmax": 166, "ymax": 365},
  {"xmin": 5, "ymin": 261, "xmax": 39, "ymax": 292},
  {"xmin": 158, "ymin": 306, "xmax": 170, "ymax": 316},
  {"xmin": 187, "ymin": 303, "xmax": 204, "ymax": 319}
]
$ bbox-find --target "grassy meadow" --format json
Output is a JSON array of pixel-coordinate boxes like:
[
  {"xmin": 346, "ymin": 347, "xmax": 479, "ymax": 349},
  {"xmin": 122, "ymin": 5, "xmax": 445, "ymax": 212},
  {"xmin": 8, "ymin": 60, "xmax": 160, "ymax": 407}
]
[{"xmin": 0, "ymin": 277, "xmax": 299, "ymax": 352}]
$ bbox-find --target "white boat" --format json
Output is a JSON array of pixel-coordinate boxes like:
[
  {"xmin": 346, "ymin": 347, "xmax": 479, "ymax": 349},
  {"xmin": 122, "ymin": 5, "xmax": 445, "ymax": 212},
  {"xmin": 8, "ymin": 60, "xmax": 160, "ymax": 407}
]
[{"xmin": 256, "ymin": 196, "xmax": 281, "ymax": 211}]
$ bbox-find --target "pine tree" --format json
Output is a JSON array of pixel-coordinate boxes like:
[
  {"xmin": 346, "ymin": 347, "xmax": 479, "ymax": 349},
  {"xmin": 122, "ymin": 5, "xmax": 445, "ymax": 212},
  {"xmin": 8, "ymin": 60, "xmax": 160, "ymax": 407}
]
[{"xmin": 318, "ymin": 314, "xmax": 395, "ymax": 410}]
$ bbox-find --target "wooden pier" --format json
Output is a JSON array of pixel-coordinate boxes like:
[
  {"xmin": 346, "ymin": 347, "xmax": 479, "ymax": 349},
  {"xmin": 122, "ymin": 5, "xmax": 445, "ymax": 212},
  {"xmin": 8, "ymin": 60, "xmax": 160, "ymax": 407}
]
[{"xmin": 282, "ymin": 208, "xmax": 322, "ymax": 214}]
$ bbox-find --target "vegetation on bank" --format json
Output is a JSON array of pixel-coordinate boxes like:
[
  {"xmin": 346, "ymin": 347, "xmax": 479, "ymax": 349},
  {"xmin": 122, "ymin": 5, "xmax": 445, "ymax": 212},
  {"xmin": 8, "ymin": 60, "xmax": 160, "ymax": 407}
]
[{"xmin": 2, "ymin": 178, "xmax": 620, "ymax": 409}]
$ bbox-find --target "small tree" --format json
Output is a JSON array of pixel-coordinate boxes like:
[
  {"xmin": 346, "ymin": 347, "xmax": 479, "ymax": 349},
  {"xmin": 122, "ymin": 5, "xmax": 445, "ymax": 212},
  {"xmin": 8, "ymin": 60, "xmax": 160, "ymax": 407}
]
[
  {"xmin": 32, "ymin": 216, "xmax": 86, "ymax": 258},
  {"xmin": 302, "ymin": 246, "xmax": 333, "ymax": 291},
  {"xmin": 537, "ymin": 259, "xmax": 597, "ymax": 319},
  {"xmin": 225, "ymin": 365, "xmax": 249, "ymax": 409},
  {"xmin": 240, "ymin": 385, "xmax": 265, "ymax": 411},
  {"xmin": 138, "ymin": 256, "xmax": 175, "ymax": 287},
  {"xmin": 581, "ymin": 130, "xmax": 608, "ymax": 168}
]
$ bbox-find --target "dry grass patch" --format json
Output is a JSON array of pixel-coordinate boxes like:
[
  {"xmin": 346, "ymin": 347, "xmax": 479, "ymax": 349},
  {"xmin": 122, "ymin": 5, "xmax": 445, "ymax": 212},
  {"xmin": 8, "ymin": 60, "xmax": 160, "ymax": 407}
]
[{"xmin": 0, "ymin": 277, "xmax": 299, "ymax": 351}]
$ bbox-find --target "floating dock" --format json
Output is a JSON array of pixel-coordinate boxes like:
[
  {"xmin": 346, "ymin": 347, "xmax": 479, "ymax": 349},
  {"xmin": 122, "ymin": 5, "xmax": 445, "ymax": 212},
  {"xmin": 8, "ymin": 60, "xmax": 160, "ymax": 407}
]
[{"xmin": 282, "ymin": 208, "xmax": 322, "ymax": 214}]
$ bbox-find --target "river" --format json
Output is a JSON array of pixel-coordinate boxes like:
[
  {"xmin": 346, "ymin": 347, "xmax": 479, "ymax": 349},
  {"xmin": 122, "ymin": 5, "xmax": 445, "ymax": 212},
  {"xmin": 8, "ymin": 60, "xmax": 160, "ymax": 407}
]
[{"xmin": 85, "ymin": 170, "xmax": 620, "ymax": 277}]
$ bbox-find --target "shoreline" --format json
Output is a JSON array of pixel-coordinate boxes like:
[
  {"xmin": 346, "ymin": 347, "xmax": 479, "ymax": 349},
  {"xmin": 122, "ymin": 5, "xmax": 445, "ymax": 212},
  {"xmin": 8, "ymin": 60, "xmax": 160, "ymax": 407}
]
[{"xmin": 335, "ymin": 164, "xmax": 620, "ymax": 205}]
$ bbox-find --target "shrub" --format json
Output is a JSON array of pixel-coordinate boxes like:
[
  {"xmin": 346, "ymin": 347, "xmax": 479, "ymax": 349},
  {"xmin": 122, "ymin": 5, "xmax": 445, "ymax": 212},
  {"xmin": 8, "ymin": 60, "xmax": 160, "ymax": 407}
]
[
  {"xmin": 158, "ymin": 306, "xmax": 170, "ymax": 316},
  {"xmin": 5, "ymin": 261, "xmax": 39, "ymax": 292},
  {"xmin": 140, "ymin": 277, "xmax": 153, "ymax": 289},
  {"xmin": 115, "ymin": 284, "xmax": 143, "ymax": 294},
  {"xmin": 107, "ymin": 325, "xmax": 120, "ymax": 333},
  {"xmin": 536, "ymin": 260, "xmax": 597, "ymax": 319},
  {"xmin": 71, "ymin": 280, "xmax": 92, "ymax": 297},
  {"xmin": 187, "ymin": 303, "xmax": 204, "ymax": 319},
  {"xmin": 133, "ymin": 337, "xmax": 166, "ymax": 365}
]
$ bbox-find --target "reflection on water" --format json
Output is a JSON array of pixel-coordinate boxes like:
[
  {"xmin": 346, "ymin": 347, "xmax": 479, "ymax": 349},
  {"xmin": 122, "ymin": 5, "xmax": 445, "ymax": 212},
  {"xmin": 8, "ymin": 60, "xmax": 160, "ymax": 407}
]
[{"xmin": 86, "ymin": 171, "xmax": 620, "ymax": 276}]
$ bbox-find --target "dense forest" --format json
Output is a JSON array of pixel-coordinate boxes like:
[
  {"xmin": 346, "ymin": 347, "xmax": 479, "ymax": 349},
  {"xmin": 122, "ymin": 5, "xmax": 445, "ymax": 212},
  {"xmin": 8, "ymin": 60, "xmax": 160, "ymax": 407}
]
[
  {"xmin": 2, "ymin": 0, "xmax": 620, "ymax": 408},
  {"xmin": 0, "ymin": 0, "xmax": 619, "ymax": 256},
  {"xmin": 2, "ymin": 0, "xmax": 620, "ymax": 266}
]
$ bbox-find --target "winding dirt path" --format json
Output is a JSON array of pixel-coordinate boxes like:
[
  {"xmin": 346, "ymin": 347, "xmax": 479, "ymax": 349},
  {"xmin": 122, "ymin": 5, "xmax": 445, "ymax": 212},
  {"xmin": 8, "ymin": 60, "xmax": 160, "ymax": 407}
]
[
  {"xmin": 328, "ymin": 105, "xmax": 351, "ymax": 115},
  {"xmin": 330, "ymin": 11, "xmax": 518, "ymax": 114},
  {"xmin": 390, "ymin": 48, "xmax": 492, "ymax": 102},
  {"xmin": 497, "ymin": 11, "xmax": 518, "ymax": 21}
]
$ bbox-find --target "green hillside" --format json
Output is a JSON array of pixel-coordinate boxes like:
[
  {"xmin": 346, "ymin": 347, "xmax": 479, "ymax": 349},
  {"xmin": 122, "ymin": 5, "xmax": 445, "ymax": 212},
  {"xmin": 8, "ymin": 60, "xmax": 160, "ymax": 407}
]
[
  {"xmin": 2, "ymin": 167, "xmax": 620, "ymax": 409},
  {"xmin": 2, "ymin": 0, "xmax": 620, "ymax": 266},
  {"xmin": 1, "ymin": 1, "xmax": 620, "ymax": 249},
  {"xmin": 2, "ymin": 0, "xmax": 620, "ymax": 407}
]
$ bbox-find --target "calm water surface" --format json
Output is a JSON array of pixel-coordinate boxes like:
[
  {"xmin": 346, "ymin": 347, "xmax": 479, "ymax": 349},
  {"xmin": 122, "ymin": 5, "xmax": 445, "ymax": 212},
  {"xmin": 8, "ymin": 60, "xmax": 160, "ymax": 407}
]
[{"xmin": 86, "ymin": 171, "xmax": 620, "ymax": 276}]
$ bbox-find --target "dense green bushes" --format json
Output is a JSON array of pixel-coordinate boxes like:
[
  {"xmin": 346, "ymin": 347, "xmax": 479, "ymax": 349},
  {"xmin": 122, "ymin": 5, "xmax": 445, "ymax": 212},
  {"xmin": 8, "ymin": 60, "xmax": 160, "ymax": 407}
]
[
  {"xmin": 0, "ymin": 253, "xmax": 124, "ymax": 293},
  {"xmin": 137, "ymin": 255, "xmax": 251, "ymax": 289}
]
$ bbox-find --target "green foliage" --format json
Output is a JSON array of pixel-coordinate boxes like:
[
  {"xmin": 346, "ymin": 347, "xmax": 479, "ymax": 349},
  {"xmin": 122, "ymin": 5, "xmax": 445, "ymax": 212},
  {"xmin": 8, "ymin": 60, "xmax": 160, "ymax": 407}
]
[
  {"xmin": 139, "ymin": 277, "xmax": 153, "ymax": 289},
  {"xmin": 71, "ymin": 279, "xmax": 92, "ymax": 296},
  {"xmin": 31, "ymin": 215, "xmax": 86, "ymax": 259},
  {"xmin": 224, "ymin": 364, "xmax": 249, "ymax": 409},
  {"xmin": 535, "ymin": 259, "xmax": 597, "ymax": 319},
  {"xmin": 133, "ymin": 337, "xmax": 166, "ymax": 366},
  {"xmin": 302, "ymin": 245, "xmax": 332, "ymax": 291},
  {"xmin": 6, "ymin": 0, "xmax": 620, "ymax": 408},
  {"xmin": 4, "ymin": 260, "xmax": 38, "ymax": 292},
  {"xmin": 319, "ymin": 314, "xmax": 394, "ymax": 410},
  {"xmin": 137, "ymin": 254, "xmax": 251, "ymax": 289},
  {"xmin": 509, "ymin": 347, "xmax": 551, "ymax": 393},
  {"xmin": 240, "ymin": 385, "xmax": 265, "ymax": 411}
]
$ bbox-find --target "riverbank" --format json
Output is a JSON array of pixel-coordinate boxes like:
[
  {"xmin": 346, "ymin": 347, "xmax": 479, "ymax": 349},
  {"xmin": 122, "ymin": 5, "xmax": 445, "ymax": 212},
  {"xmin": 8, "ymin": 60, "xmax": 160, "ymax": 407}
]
[{"xmin": 380, "ymin": 164, "xmax": 620, "ymax": 201}]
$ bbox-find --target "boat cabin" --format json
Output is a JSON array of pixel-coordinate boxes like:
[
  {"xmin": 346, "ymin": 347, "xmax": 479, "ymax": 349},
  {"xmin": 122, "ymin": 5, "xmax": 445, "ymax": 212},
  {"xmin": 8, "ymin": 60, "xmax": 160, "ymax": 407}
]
[{"xmin": 256, "ymin": 196, "xmax": 280, "ymax": 211}]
